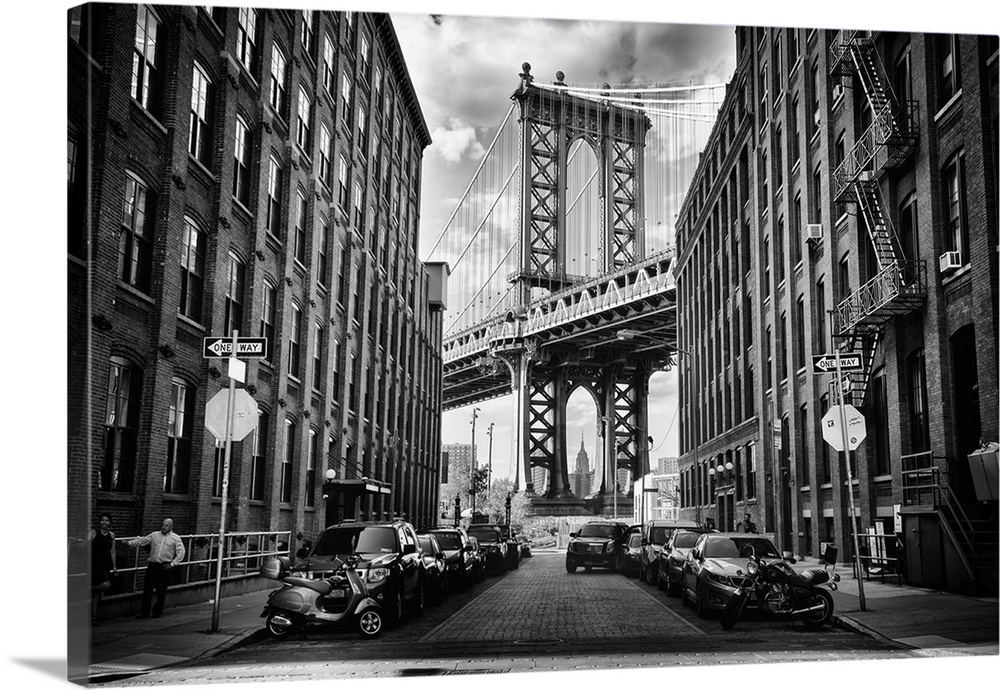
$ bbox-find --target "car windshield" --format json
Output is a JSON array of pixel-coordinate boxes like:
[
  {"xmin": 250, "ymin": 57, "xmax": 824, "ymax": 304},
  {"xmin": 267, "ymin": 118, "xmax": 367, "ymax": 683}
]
[
  {"xmin": 468, "ymin": 528, "xmax": 501, "ymax": 543},
  {"xmin": 431, "ymin": 532, "xmax": 463, "ymax": 550},
  {"xmin": 703, "ymin": 536, "xmax": 779, "ymax": 559},
  {"xmin": 417, "ymin": 536, "xmax": 435, "ymax": 553},
  {"xmin": 674, "ymin": 532, "xmax": 701, "ymax": 548},
  {"xmin": 649, "ymin": 527, "xmax": 671, "ymax": 544},
  {"xmin": 578, "ymin": 523, "xmax": 617, "ymax": 538},
  {"xmin": 628, "ymin": 533, "xmax": 642, "ymax": 547},
  {"xmin": 313, "ymin": 526, "xmax": 397, "ymax": 556}
]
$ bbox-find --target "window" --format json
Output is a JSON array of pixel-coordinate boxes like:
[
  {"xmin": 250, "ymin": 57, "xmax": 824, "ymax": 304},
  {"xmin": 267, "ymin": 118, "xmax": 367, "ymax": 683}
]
[
  {"xmin": 759, "ymin": 61, "xmax": 768, "ymax": 111},
  {"xmin": 937, "ymin": 34, "xmax": 961, "ymax": 106},
  {"xmin": 359, "ymin": 32, "xmax": 371, "ymax": 77},
  {"xmin": 337, "ymin": 245, "xmax": 350, "ymax": 305},
  {"xmin": 893, "ymin": 45, "xmax": 913, "ymax": 105},
  {"xmin": 809, "ymin": 60, "xmax": 820, "ymax": 135},
  {"xmin": 300, "ymin": 10, "xmax": 315, "ymax": 54},
  {"xmin": 791, "ymin": 94, "xmax": 801, "ymax": 163},
  {"xmin": 763, "ymin": 236, "xmax": 771, "ymax": 299},
  {"xmin": 260, "ymin": 281, "xmax": 276, "ymax": 359},
  {"xmin": 317, "ymin": 221, "xmax": 329, "ymax": 287},
  {"xmin": 788, "ymin": 28, "xmax": 800, "ymax": 71},
  {"xmin": 318, "ymin": 124, "xmax": 332, "ymax": 187},
  {"xmin": 765, "ymin": 325, "xmax": 773, "ymax": 389},
  {"xmin": 322, "ymin": 34, "xmax": 335, "ymax": 92},
  {"xmin": 102, "ymin": 358, "xmax": 143, "ymax": 492},
  {"xmin": 340, "ymin": 73, "xmax": 352, "ymax": 124},
  {"xmin": 68, "ymin": 130, "xmax": 86, "ymax": 258},
  {"xmin": 119, "ymin": 173, "xmax": 154, "ymax": 293},
  {"xmin": 776, "ymin": 217, "xmax": 786, "ymax": 284},
  {"xmin": 772, "ymin": 33, "xmax": 783, "ymax": 100},
  {"xmin": 188, "ymin": 63, "xmax": 214, "ymax": 166},
  {"xmin": 815, "ymin": 278, "xmax": 826, "ymax": 352},
  {"xmin": 872, "ymin": 368, "xmax": 890, "ymax": 476},
  {"xmin": 779, "ymin": 312, "xmax": 788, "ymax": 382},
  {"xmin": 838, "ymin": 254, "xmax": 851, "ymax": 303},
  {"xmin": 332, "ymin": 339, "xmax": 342, "ymax": 398},
  {"xmin": 353, "ymin": 180, "xmax": 365, "ymax": 230},
  {"xmin": 293, "ymin": 191, "xmax": 308, "ymax": 264},
  {"xmin": 306, "ymin": 429, "xmax": 317, "ymax": 507},
  {"xmin": 820, "ymin": 394, "xmax": 832, "ymax": 483},
  {"xmin": 337, "ymin": 155, "xmax": 350, "ymax": 209},
  {"xmin": 907, "ymin": 349, "xmax": 930, "ymax": 452},
  {"xmin": 211, "ymin": 444, "xmax": 225, "ymax": 498},
  {"xmin": 266, "ymin": 157, "xmax": 282, "ymax": 238},
  {"xmin": 269, "ymin": 44, "xmax": 287, "ymax": 116},
  {"xmin": 179, "ymin": 217, "xmax": 205, "ymax": 321},
  {"xmin": 943, "ymin": 152, "xmax": 969, "ymax": 264},
  {"xmin": 250, "ymin": 410, "xmax": 268, "ymax": 501},
  {"xmin": 795, "ymin": 296, "xmax": 806, "ymax": 370},
  {"xmin": 357, "ymin": 104, "xmax": 368, "ymax": 154},
  {"xmin": 236, "ymin": 7, "xmax": 258, "ymax": 74},
  {"xmin": 233, "ymin": 116, "xmax": 252, "ymax": 205},
  {"xmin": 296, "ymin": 86, "xmax": 312, "ymax": 152},
  {"xmin": 774, "ymin": 126, "xmax": 783, "ymax": 190},
  {"xmin": 759, "ymin": 150, "xmax": 769, "ymax": 213},
  {"xmin": 288, "ymin": 303, "xmax": 302, "ymax": 379},
  {"xmin": 313, "ymin": 322, "xmax": 324, "ymax": 390},
  {"xmin": 131, "ymin": 6, "xmax": 162, "ymax": 116},
  {"xmin": 746, "ymin": 443, "xmax": 756, "ymax": 499},
  {"xmin": 798, "ymin": 403, "xmax": 810, "ymax": 483},
  {"xmin": 810, "ymin": 165, "xmax": 822, "ymax": 223},
  {"xmin": 373, "ymin": 64, "xmax": 383, "ymax": 105},
  {"xmin": 281, "ymin": 419, "xmax": 296, "ymax": 503},
  {"xmin": 164, "ymin": 378, "xmax": 192, "ymax": 494},
  {"xmin": 223, "ymin": 253, "xmax": 245, "ymax": 335},
  {"xmin": 899, "ymin": 192, "xmax": 919, "ymax": 282}
]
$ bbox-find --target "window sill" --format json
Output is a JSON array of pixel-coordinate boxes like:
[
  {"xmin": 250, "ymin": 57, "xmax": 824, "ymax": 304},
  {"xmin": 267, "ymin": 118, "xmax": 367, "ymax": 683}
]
[
  {"xmin": 934, "ymin": 89, "xmax": 963, "ymax": 124},
  {"xmin": 177, "ymin": 313, "xmax": 206, "ymax": 333},
  {"xmin": 129, "ymin": 99, "xmax": 168, "ymax": 136},
  {"xmin": 232, "ymin": 198, "xmax": 254, "ymax": 221},
  {"xmin": 799, "ymin": 484, "xmax": 811, "ymax": 492},
  {"xmin": 188, "ymin": 155, "xmax": 216, "ymax": 183},
  {"xmin": 941, "ymin": 263, "xmax": 973, "ymax": 287},
  {"xmin": 115, "ymin": 282, "xmax": 156, "ymax": 306}
]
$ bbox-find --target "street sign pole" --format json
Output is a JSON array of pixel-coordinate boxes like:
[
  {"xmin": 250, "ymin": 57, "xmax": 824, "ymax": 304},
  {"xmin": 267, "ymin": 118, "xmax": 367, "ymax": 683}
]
[
  {"xmin": 211, "ymin": 330, "xmax": 239, "ymax": 632},
  {"xmin": 835, "ymin": 349, "xmax": 867, "ymax": 612}
]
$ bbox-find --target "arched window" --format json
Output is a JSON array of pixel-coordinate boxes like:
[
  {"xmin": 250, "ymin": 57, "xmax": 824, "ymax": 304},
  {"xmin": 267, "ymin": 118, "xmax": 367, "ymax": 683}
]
[
  {"xmin": 102, "ymin": 357, "xmax": 143, "ymax": 492},
  {"xmin": 179, "ymin": 217, "xmax": 205, "ymax": 321}
]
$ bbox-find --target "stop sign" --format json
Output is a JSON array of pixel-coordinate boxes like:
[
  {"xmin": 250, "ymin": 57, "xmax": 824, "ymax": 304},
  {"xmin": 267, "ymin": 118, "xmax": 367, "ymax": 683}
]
[
  {"xmin": 821, "ymin": 404, "xmax": 867, "ymax": 452},
  {"xmin": 205, "ymin": 388, "xmax": 259, "ymax": 441}
]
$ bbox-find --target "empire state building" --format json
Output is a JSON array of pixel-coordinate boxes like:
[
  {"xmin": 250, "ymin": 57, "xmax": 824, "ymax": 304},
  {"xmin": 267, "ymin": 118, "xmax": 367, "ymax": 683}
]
[{"xmin": 571, "ymin": 435, "xmax": 592, "ymax": 498}]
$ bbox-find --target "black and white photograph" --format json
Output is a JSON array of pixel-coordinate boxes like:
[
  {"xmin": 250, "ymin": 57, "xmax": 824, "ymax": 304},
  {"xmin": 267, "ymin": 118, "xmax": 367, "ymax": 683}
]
[{"xmin": 7, "ymin": 0, "xmax": 1000, "ymax": 687}]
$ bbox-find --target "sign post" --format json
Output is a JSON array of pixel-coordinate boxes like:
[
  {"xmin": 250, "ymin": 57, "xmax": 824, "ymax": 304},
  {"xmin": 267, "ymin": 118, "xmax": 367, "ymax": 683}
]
[{"xmin": 834, "ymin": 349, "xmax": 867, "ymax": 612}]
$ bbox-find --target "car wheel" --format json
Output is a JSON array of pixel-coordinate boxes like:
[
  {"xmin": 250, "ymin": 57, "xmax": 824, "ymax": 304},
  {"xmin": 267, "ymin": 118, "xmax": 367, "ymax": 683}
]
[
  {"xmin": 696, "ymin": 584, "xmax": 710, "ymax": 618},
  {"xmin": 265, "ymin": 612, "xmax": 297, "ymax": 639},
  {"xmin": 413, "ymin": 581, "xmax": 425, "ymax": 616},
  {"xmin": 666, "ymin": 575, "xmax": 679, "ymax": 597},
  {"xmin": 566, "ymin": 561, "xmax": 577, "ymax": 573},
  {"xmin": 584, "ymin": 565, "xmax": 593, "ymax": 572},
  {"xmin": 639, "ymin": 563, "xmax": 646, "ymax": 582},
  {"xmin": 357, "ymin": 609, "xmax": 383, "ymax": 638},
  {"xmin": 649, "ymin": 566, "xmax": 659, "ymax": 588},
  {"xmin": 656, "ymin": 568, "xmax": 668, "ymax": 591}
]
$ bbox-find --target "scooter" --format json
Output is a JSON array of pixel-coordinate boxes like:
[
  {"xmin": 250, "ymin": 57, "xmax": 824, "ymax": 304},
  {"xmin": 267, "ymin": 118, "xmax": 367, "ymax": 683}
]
[{"xmin": 259, "ymin": 554, "xmax": 384, "ymax": 639}]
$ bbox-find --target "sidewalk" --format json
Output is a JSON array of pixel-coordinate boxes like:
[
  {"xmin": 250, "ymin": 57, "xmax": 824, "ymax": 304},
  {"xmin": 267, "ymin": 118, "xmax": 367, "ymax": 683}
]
[{"xmin": 81, "ymin": 561, "xmax": 998, "ymax": 683}]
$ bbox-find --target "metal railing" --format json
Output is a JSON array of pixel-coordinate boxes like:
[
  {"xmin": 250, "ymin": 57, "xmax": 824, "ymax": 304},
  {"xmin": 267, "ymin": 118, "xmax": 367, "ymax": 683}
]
[
  {"xmin": 901, "ymin": 452, "xmax": 975, "ymax": 556},
  {"xmin": 833, "ymin": 260, "xmax": 926, "ymax": 336},
  {"xmin": 831, "ymin": 102, "xmax": 918, "ymax": 201},
  {"xmin": 69, "ymin": 530, "xmax": 291, "ymax": 595}
]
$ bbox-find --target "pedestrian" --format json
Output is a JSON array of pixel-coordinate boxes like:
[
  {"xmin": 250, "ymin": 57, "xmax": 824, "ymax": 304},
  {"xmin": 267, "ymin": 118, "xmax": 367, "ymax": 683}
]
[
  {"xmin": 70, "ymin": 513, "xmax": 118, "ymax": 624},
  {"xmin": 127, "ymin": 518, "xmax": 186, "ymax": 619},
  {"xmin": 737, "ymin": 512, "xmax": 759, "ymax": 534}
]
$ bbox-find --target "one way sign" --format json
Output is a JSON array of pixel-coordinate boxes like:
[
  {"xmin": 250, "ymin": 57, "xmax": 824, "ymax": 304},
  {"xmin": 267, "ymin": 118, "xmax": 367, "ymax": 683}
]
[
  {"xmin": 203, "ymin": 337, "xmax": 269, "ymax": 359},
  {"xmin": 812, "ymin": 352, "xmax": 863, "ymax": 374}
]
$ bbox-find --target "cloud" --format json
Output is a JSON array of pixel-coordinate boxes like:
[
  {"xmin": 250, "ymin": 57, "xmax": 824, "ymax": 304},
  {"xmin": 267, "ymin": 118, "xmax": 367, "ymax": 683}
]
[{"xmin": 428, "ymin": 119, "xmax": 487, "ymax": 164}]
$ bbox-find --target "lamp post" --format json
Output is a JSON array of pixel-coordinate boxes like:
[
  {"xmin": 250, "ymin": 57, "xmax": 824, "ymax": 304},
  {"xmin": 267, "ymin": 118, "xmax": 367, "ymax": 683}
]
[
  {"xmin": 470, "ymin": 407, "xmax": 481, "ymax": 514},
  {"xmin": 486, "ymin": 422, "xmax": 495, "ymax": 495},
  {"xmin": 707, "ymin": 460, "xmax": 735, "ymax": 529},
  {"xmin": 323, "ymin": 468, "xmax": 337, "ymax": 526}
]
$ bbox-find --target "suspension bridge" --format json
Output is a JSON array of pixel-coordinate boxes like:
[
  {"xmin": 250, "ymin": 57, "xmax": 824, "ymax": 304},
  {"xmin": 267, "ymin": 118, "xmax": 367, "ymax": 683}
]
[{"xmin": 423, "ymin": 64, "xmax": 726, "ymax": 514}]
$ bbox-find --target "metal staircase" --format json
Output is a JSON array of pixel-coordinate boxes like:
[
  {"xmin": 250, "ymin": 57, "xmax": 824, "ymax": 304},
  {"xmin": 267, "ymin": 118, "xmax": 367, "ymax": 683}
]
[{"xmin": 828, "ymin": 31, "xmax": 924, "ymax": 408}]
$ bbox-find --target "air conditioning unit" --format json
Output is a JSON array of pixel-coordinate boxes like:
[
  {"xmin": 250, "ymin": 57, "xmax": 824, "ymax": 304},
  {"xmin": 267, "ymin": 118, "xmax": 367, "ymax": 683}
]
[
  {"xmin": 805, "ymin": 224, "xmax": 823, "ymax": 241},
  {"xmin": 939, "ymin": 250, "xmax": 962, "ymax": 273}
]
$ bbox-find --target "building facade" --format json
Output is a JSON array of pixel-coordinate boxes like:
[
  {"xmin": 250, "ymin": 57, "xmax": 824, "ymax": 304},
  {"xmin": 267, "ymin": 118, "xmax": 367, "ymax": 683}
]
[
  {"xmin": 569, "ymin": 436, "xmax": 593, "ymax": 498},
  {"xmin": 675, "ymin": 27, "xmax": 998, "ymax": 593},
  {"xmin": 68, "ymin": 5, "xmax": 445, "ymax": 545}
]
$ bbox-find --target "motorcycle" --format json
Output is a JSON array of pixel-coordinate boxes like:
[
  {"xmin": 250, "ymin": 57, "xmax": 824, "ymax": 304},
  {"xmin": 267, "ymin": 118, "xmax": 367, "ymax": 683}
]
[
  {"xmin": 259, "ymin": 554, "xmax": 384, "ymax": 639},
  {"xmin": 721, "ymin": 546, "xmax": 840, "ymax": 630}
]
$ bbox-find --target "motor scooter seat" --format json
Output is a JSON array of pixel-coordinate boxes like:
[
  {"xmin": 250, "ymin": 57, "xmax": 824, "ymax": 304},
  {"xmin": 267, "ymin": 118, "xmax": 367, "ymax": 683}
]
[
  {"xmin": 792, "ymin": 568, "xmax": 829, "ymax": 585},
  {"xmin": 282, "ymin": 576, "xmax": 333, "ymax": 595}
]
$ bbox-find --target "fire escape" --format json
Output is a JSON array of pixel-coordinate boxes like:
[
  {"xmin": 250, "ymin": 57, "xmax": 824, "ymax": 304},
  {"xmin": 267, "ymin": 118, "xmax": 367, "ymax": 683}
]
[{"xmin": 828, "ymin": 31, "xmax": 926, "ymax": 407}]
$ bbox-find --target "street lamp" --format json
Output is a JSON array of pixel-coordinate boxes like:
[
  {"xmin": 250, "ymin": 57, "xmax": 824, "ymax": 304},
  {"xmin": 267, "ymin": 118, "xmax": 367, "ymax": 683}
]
[
  {"xmin": 486, "ymin": 422, "xmax": 495, "ymax": 495},
  {"xmin": 470, "ymin": 407, "xmax": 481, "ymax": 514}
]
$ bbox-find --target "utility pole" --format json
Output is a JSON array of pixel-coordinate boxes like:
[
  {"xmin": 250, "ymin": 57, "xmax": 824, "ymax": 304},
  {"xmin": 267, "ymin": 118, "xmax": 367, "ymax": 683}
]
[
  {"xmin": 835, "ymin": 349, "xmax": 867, "ymax": 612},
  {"xmin": 470, "ymin": 407, "xmax": 481, "ymax": 514},
  {"xmin": 487, "ymin": 422, "xmax": 495, "ymax": 495}
]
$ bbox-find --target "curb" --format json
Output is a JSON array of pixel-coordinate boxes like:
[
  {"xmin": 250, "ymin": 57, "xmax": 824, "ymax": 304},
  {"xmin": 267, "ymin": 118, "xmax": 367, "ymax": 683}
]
[
  {"xmin": 194, "ymin": 627, "xmax": 269, "ymax": 662},
  {"xmin": 832, "ymin": 612, "xmax": 913, "ymax": 650}
]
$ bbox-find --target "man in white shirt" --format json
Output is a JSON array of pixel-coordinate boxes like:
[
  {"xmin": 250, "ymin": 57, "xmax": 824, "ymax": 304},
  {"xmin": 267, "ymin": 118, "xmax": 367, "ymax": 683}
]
[{"xmin": 128, "ymin": 518, "xmax": 186, "ymax": 618}]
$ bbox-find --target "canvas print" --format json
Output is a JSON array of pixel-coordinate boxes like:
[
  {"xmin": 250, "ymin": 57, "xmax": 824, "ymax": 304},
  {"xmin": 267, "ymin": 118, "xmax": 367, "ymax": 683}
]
[{"xmin": 64, "ymin": 1, "xmax": 998, "ymax": 686}]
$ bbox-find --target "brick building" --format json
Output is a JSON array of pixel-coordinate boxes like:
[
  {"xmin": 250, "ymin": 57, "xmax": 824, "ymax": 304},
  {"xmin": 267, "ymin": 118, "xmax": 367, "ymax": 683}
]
[
  {"xmin": 68, "ymin": 5, "xmax": 446, "ymax": 545},
  {"xmin": 675, "ymin": 27, "xmax": 998, "ymax": 593}
]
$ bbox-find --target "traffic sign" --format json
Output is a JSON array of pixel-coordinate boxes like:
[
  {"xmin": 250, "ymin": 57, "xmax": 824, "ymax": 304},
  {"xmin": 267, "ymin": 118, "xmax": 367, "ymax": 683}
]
[
  {"xmin": 205, "ymin": 388, "xmax": 259, "ymax": 441},
  {"xmin": 812, "ymin": 352, "xmax": 863, "ymax": 373},
  {"xmin": 203, "ymin": 337, "xmax": 268, "ymax": 359},
  {"xmin": 821, "ymin": 404, "xmax": 867, "ymax": 452}
]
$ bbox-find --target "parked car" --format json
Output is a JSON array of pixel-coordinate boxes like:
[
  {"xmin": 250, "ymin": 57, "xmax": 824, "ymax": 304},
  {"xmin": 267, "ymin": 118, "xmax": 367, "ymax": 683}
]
[
  {"xmin": 427, "ymin": 527, "xmax": 476, "ymax": 591},
  {"xmin": 617, "ymin": 531, "xmax": 643, "ymax": 577},
  {"xmin": 466, "ymin": 535, "xmax": 486, "ymax": 581},
  {"xmin": 516, "ymin": 535, "xmax": 533, "ymax": 558},
  {"xmin": 639, "ymin": 519, "xmax": 700, "ymax": 586},
  {"xmin": 467, "ymin": 524, "xmax": 509, "ymax": 574},
  {"xmin": 681, "ymin": 532, "xmax": 782, "ymax": 617},
  {"xmin": 488, "ymin": 523, "xmax": 521, "ymax": 570},
  {"xmin": 656, "ymin": 527, "xmax": 717, "ymax": 595},
  {"xmin": 565, "ymin": 520, "xmax": 630, "ymax": 572},
  {"xmin": 291, "ymin": 519, "xmax": 425, "ymax": 623},
  {"xmin": 416, "ymin": 532, "xmax": 448, "ymax": 603}
]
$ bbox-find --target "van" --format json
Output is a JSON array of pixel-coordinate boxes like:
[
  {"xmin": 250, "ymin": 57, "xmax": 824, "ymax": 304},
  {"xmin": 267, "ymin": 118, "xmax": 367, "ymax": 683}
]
[{"xmin": 639, "ymin": 519, "xmax": 700, "ymax": 585}]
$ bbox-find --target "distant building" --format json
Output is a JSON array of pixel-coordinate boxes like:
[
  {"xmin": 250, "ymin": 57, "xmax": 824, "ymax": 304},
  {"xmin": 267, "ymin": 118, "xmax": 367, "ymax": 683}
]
[
  {"xmin": 569, "ymin": 436, "xmax": 593, "ymax": 498},
  {"xmin": 439, "ymin": 444, "xmax": 473, "ymax": 524},
  {"xmin": 657, "ymin": 456, "xmax": 679, "ymax": 474}
]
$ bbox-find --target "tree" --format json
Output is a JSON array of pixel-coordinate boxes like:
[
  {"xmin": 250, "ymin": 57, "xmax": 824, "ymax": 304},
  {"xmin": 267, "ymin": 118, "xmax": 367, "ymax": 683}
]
[{"xmin": 479, "ymin": 478, "xmax": 529, "ymax": 530}]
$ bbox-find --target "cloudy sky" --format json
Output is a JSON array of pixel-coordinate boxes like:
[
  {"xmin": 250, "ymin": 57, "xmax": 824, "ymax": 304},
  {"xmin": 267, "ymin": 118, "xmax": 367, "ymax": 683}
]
[{"xmin": 389, "ymin": 9, "xmax": 737, "ymax": 486}]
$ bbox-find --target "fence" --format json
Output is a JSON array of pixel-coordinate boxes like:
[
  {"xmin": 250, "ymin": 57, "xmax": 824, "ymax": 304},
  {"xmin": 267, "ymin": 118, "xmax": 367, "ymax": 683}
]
[{"xmin": 69, "ymin": 530, "xmax": 291, "ymax": 596}]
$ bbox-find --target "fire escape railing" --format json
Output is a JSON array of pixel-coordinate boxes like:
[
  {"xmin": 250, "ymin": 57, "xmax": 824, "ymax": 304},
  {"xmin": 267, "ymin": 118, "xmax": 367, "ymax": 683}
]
[{"xmin": 833, "ymin": 261, "xmax": 927, "ymax": 337}]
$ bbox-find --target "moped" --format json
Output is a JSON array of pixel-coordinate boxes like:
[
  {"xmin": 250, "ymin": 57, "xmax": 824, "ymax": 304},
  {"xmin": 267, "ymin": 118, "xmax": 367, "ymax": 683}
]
[{"xmin": 260, "ymin": 554, "xmax": 384, "ymax": 638}]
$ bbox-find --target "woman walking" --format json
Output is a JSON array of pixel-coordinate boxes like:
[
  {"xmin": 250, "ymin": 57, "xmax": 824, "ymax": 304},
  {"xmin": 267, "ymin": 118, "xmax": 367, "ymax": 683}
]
[{"xmin": 88, "ymin": 513, "xmax": 118, "ymax": 624}]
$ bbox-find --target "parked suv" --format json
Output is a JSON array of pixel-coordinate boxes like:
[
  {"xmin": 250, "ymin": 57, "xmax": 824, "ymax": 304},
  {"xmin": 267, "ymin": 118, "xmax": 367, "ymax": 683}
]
[
  {"xmin": 565, "ymin": 520, "xmax": 630, "ymax": 572},
  {"xmin": 481, "ymin": 523, "xmax": 521, "ymax": 570},
  {"xmin": 292, "ymin": 520, "xmax": 424, "ymax": 623},
  {"xmin": 466, "ymin": 524, "xmax": 509, "ymax": 574},
  {"xmin": 638, "ymin": 519, "xmax": 700, "ymax": 586},
  {"xmin": 427, "ymin": 527, "xmax": 476, "ymax": 590}
]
